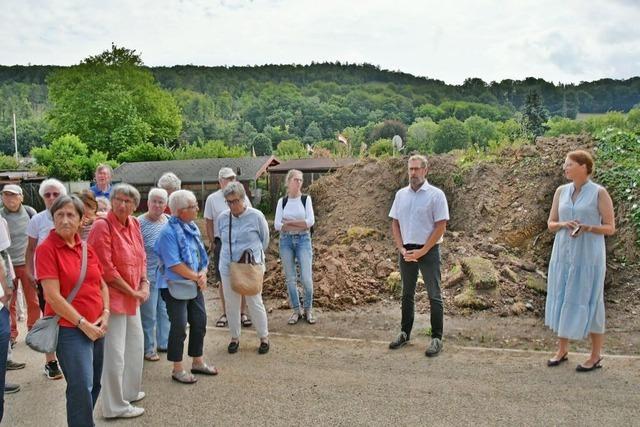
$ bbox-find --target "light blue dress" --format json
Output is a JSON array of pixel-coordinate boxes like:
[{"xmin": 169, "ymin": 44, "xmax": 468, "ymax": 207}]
[{"xmin": 545, "ymin": 180, "xmax": 606, "ymax": 340}]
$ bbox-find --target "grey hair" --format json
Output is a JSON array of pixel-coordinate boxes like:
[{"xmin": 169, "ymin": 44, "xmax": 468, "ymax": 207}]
[
  {"xmin": 223, "ymin": 181, "xmax": 246, "ymax": 200},
  {"xmin": 50, "ymin": 195, "xmax": 84, "ymax": 219},
  {"xmin": 95, "ymin": 163, "xmax": 113, "ymax": 175},
  {"xmin": 110, "ymin": 183, "xmax": 141, "ymax": 208},
  {"xmin": 38, "ymin": 179, "xmax": 67, "ymax": 198},
  {"xmin": 168, "ymin": 189, "xmax": 196, "ymax": 214},
  {"xmin": 285, "ymin": 169, "xmax": 303, "ymax": 184},
  {"xmin": 157, "ymin": 172, "xmax": 181, "ymax": 192},
  {"xmin": 408, "ymin": 154, "xmax": 428, "ymax": 169},
  {"xmin": 96, "ymin": 196, "xmax": 111, "ymax": 210},
  {"xmin": 148, "ymin": 187, "xmax": 168, "ymax": 202}
]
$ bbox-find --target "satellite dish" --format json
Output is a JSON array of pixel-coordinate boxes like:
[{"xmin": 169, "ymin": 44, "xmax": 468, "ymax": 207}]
[{"xmin": 392, "ymin": 135, "xmax": 403, "ymax": 150}]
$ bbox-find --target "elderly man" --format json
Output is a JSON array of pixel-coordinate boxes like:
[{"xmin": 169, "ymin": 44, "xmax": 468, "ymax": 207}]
[
  {"xmin": 157, "ymin": 172, "xmax": 181, "ymax": 214},
  {"xmin": 388, "ymin": 155, "xmax": 449, "ymax": 357},
  {"xmin": 0, "ymin": 185, "xmax": 37, "ymax": 350},
  {"xmin": 203, "ymin": 167, "xmax": 251, "ymax": 328},
  {"xmin": 90, "ymin": 164, "xmax": 113, "ymax": 199}
]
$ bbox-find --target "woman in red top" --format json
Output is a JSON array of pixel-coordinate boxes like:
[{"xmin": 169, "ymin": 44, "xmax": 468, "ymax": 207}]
[
  {"xmin": 88, "ymin": 183, "xmax": 149, "ymax": 420},
  {"xmin": 36, "ymin": 195, "xmax": 109, "ymax": 427}
]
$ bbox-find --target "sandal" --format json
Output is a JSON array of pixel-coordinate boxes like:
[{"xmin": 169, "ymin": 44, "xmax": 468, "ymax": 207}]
[
  {"xmin": 215, "ymin": 314, "xmax": 228, "ymax": 328},
  {"xmin": 288, "ymin": 311, "xmax": 302, "ymax": 325},
  {"xmin": 172, "ymin": 370, "xmax": 197, "ymax": 384},
  {"xmin": 191, "ymin": 363, "xmax": 218, "ymax": 376},
  {"xmin": 241, "ymin": 313, "xmax": 253, "ymax": 327},
  {"xmin": 144, "ymin": 352, "xmax": 160, "ymax": 362}
]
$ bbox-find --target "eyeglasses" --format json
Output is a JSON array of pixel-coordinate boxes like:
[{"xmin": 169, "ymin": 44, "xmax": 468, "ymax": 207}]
[
  {"xmin": 43, "ymin": 192, "xmax": 60, "ymax": 199},
  {"xmin": 225, "ymin": 198, "xmax": 242, "ymax": 206},
  {"xmin": 185, "ymin": 204, "xmax": 199, "ymax": 210},
  {"xmin": 113, "ymin": 197, "xmax": 134, "ymax": 205}
]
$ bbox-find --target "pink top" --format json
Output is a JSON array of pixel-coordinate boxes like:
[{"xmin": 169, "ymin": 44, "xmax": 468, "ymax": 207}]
[{"xmin": 87, "ymin": 211, "xmax": 146, "ymax": 315}]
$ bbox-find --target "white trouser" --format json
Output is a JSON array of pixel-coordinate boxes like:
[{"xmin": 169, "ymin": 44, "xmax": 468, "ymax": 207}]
[
  {"xmin": 101, "ymin": 309, "xmax": 144, "ymax": 418},
  {"xmin": 221, "ymin": 274, "xmax": 269, "ymax": 340}
]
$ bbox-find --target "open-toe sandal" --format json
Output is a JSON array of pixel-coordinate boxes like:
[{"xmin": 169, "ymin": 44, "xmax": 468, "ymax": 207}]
[
  {"xmin": 172, "ymin": 370, "xmax": 197, "ymax": 384},
  {"xmin": 241, "ymin": 314, "xmax": 253, "ymax": 327},
  {"xmin": 191, "ymin": 363, "xmax": 218, "ymax": 376},
  {"xmin": 144, "ymin": 352, "xmax": 160, "ymax": 362},
  {"xmin": 215, "ymin": 314, "xmax": 228, "ymax": 328}
]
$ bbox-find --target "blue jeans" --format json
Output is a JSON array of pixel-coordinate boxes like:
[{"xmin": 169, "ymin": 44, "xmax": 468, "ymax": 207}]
[
  {"xmin": 279, "ymin": 232, "xmax": 314, "ymax": 311},
  {"xmin": 0, "ymin": 307, "xmax": 9, "ymax": 423},
  {"xmin": 56, "ymin": 326, "xmax": 105, "ymax": 427},
  {"xmin": 140, "ymin": 285, "xmax": 170, "ymax": 355}
]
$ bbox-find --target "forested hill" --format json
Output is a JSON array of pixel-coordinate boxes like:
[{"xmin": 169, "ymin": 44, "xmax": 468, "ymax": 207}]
[{"xmin": 2, "ymin": 63, "xmax": 640, "ymax": 114}]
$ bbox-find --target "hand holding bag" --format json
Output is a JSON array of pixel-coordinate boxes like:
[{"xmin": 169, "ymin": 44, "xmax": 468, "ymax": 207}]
[
  {"xmin": 26, "ymin": 241, "xmax": 88, "ymax": 353},
  {"xmin": 228, "ymin": 213, "xmax": 264, "ymax": 296},
  {"xmin": 167, "ymin": 279, "xmax": 198, "ymax": 300}
]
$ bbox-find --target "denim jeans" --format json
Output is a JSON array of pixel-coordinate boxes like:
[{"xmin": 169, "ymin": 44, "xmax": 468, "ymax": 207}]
[
  {"xmin": 0, "ymin": 307, "xmax": 9, "ymax": 423},
  {"xmin": 56, "ymin": 326, "xmax": 105, "ymax": 427},
  {"xmin": 399, "ymin": 245, "xmax": 443, "ymax": 340},
  {"xmin": 140, "ymin": 284, "xmax": 170, "ymax": 355},
  {"xmin": 160, "ymin": 288, "xmax": 207, "ymax": 362},
  {"xmin": 279, "ymin": 232, "xmax": 314, "ymax": 311}
]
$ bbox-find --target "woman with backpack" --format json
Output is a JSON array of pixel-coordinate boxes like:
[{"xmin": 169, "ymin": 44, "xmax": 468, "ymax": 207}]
[{"xmin": 274, "ymin": 169, "xmax": 316, "ymax": 325}]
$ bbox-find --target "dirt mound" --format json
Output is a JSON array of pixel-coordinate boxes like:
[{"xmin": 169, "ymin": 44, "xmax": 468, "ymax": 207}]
[{"xmin": 262, "ymin": 135, "xmax": 639, "ymax": 314}]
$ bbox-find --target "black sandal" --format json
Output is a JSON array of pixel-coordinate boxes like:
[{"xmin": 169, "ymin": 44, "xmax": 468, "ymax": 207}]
[
  {"xmin": 241, "ymin": 313, "xmax": 253, "ymax": 327},
  {"xmin": 547, "ymin": 352, "xmax": 568, "ymax": 367},
  {"xmin": 576, "ymin": 357, "xmax": 603, "ymax": 372},
  {"xmin": 215, "ymin": 314, "xmax": 228, "ymax": 328}
]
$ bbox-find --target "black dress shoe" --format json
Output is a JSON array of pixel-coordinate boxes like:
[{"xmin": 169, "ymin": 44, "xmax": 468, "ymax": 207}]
[
  {"xmin": 258, "ymin": 341, "xmax": 270, "ymax": 355},
  {"xmin": 576, "ymin": 357, "xmax": 603, "ymax": 372},
  {"xmin": 228, "ymin": 341, "xmax": 239, "ymax": 354},
  {"xmin": 547, "ymin": 353, "xmax": 568, "ymax": 367}
]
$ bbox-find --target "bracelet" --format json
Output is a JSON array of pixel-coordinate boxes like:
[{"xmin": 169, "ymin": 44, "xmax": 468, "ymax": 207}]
[{"xmin": 76, "ymin": 317, "xmax": 85, "ymax": 327}]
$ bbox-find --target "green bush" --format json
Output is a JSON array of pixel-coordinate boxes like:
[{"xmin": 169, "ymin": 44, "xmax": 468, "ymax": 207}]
[
  {"xmin": 368, "ymin": 139, "xmax": 394, "ymax": 158},
  {"xmin": 433, "ymin": 117, "xmax": 470, "ymax": 154},
  {"xmin": 117, "ymin": 142, "xmax": 174, "ymax": 163},
  {"xmin": 275, "ymin": 139, "xmax": 307, "ymax": 160},
  {"xmin": 545, "ymin": 116, "xmax": 586, "ymax": 136},
  {"xmin": 174, "ymin": 140, "xmax": 246, "ymax": 160},
  {"xmin": 0, "ymin": 155, "xmax": 19, "ymax": 170}
]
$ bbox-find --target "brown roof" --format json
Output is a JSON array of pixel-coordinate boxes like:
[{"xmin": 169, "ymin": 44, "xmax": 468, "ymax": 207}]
[{"xmin": 268, "ymin": 158, "xmax": 357, "ymax": 173}]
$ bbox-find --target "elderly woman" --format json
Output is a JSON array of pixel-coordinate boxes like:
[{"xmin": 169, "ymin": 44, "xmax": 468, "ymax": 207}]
[
  {"xmin": 546, "ymin": 150, "xmax": 615, "ymax": 372},
  {"xmin": 96, "ymin": 196, "xmax": 111, "ymax": 216},
  {"xmin": 36, "ymin": 195, "xmax": 110, "ymax": 427},
  {"xmin": 25, "ymin": 178, "xmax": 67, "ymax": 380},
  {"xmin": 157, "ymin": 172, "xmax": 181, "ymax": 214},
  {"xmin": 138, "ymin": 188, "xmax": 170, "ymax": 361},
  {"xmin": 78, "ymin": 190, "xmax": 98, "ymax": 241},
  {"xmin": 217, "ymin": 182, "xmax": 270, "ymax": 354},
  {"xmin": 275, "ymin": 169, "xmax": 316, "ymax": 325},
  {"xmin": 88, "ymin": 184, "xmax": 148, "ymax": 419},
  {"xmin": 155, "ymin": 190, "xmax": 216, "ymax": 384}
]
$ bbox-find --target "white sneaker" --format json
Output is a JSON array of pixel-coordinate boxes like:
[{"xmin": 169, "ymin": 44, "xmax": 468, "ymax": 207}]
[
  {"xmin": 119, "ymin": 406, "xmax": 145, "ymax": 418},
  {"xmin": 130, "ymin": 391, "xmax": 145, "ymax": 403}
]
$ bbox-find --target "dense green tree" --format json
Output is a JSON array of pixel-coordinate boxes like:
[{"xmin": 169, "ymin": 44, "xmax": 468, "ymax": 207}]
[
  {"xmin": 31, "ymin": 134, "xmax": 112, "ymax": 180},
  {"xmin": 47, "ymin": 45, "xmax": 182, "ymax": 157},
  {"xmin": 496, "ymin": 118, "xmax": 525, "ymax": 142},
  {"xmin": 406, "ymin": 118, "xmax": 438, "ymax": 153},
  {"xmin": 368, "ymin": 139, "xmax": 394, "ymax": 157},
  {"xmin": 0, "ymin": 155, "xmax": 19, "ymax": 170},
  {"xmin": 275, "ymin": 139, "xmax": 307, "ymax": 159},
  {"xmin": 174, "ymin": 140, "xmax": 246, "ymax": 160},
  {"xmin": 252, "ymin": 133, "xmax": 272, "ymax": 156},
  {"xmin": 414, "ymin": 103, "xmax": 444, "ymax": 122},
  {"xmin": 545, "ymin": 117, "xmax": 586, "ymax": 136},
  {"xmin": 464, "ymin": 116, "xmax": 498, "ymax": 148},
  {"xmin": 433, "ymin": 118, "xmax": 470, "ymax": 153},
  {"xmin": 116, "ymin": 142, "xmax": 174, "ymax": 163},
  {"xmin": 368, "ymin": 120, "xmax": 407, "ymax": 143},
  {"xmin": 303, "ymin": 121, "xmax": 323, "ymax": 145},
  {"xmin": 522, "ymin": 91, "xmax": 549, "ymax": 137}
]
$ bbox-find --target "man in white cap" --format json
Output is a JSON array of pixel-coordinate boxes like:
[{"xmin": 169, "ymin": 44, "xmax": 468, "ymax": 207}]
[
  {"xmin": 204, "ymin": 167, "xmax": 252, "ymax": 328},
  {"xmin": 0, "ymin": 185, "xmax": 37, "ymax": 351}
]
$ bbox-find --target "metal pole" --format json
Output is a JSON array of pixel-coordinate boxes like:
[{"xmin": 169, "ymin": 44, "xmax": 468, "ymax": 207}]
[{"xmin": 13, "ymin": 112, "xmax": 18, "ymax": 160}]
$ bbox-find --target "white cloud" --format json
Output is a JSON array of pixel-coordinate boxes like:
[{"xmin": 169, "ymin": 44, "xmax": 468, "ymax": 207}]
[{"xmin": 1, "ymin": 0, "xmax": 638, "ymax": 84}]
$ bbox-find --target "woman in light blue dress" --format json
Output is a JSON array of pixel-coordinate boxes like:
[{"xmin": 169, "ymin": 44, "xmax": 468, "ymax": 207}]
[{"xmin": 545, "ymin": 150, "xmax": 615, "ymax": 372}]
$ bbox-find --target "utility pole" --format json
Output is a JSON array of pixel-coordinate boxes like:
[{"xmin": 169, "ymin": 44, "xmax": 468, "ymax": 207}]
[{"xmin": 12, "ymin": 112, "xmax": 18, "ymax": 160}]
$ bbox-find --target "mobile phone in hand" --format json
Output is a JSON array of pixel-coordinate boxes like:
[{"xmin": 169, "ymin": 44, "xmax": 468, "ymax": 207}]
[{"xmin": 571, "ymin": 226, "xmax": 581, "ymax": 237}]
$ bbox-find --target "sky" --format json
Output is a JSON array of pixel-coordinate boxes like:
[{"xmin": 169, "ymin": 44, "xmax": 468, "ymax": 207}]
[{"xmin": 2, "ymin": 0, "xmax": 639, "ymax": 84}]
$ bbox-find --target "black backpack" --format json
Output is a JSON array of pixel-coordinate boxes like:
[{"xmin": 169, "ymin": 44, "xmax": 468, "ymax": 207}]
[{"xmin": 281, "ymin": 195, "xmax": 314, "ymax": 236}]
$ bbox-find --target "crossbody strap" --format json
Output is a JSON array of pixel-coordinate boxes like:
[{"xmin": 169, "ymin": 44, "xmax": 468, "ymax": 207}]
[
  {"xmin": 228, "ymin": 213, "xmax": 233, "ymax": 260},
  {"xmin": 65, "ymin": 241, "xmax": 88, "ymax": 304}
]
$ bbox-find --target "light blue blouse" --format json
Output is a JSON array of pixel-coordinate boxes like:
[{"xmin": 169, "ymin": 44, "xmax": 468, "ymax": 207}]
[
  {"xmin": 154, "ymin": 220, "xmax": 207, "ymax": 289},
  {"xmin": 216, "ymin": 207, "xmax": 270, "ymax": 277}
]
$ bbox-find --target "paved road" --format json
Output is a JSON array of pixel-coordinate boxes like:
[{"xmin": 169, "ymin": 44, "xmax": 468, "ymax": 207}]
[{"xmin": 4, "ymin": 327, "xmax": 639, "ymax": 426}]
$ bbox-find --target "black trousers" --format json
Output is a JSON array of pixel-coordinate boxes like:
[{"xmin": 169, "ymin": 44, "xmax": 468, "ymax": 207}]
[
  {"xmin": 399, "ymin": 244, "xmax": 444, "ymax": 340},
  {"xmin": 212, "ymin": 237, "xmax": 222, "ymax": 281},
  {"xmin": 160, "ymin": 288, "xmax": 207, "ymax": 362}
]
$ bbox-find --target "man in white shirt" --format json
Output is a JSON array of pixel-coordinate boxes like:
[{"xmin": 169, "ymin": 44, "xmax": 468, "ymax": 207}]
[
  {"xmin": 388, "ymin": 155, "xmax": 449, "ymax": 357},
  {"xmin": 203, "ymin": 167, "xmax": 252, "ymax": 327}
]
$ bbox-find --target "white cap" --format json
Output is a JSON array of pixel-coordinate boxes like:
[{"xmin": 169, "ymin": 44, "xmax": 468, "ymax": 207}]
[{"xmin": 218, "ymin": 167, "xmax": 236, "ymax": 179}]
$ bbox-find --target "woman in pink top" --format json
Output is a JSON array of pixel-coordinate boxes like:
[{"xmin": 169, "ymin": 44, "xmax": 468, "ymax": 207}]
[{"xmin": 88, "ymin": 183, "xmax": 149, "ymax": 420}]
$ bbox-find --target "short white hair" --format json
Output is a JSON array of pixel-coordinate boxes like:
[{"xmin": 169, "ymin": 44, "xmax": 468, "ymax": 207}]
[
  {"xmin": 168, "ymin": 189, "xmax": 197, "ymax": 214},
  {"xmin": 157, "ymin": 172, "xmax": 181, "ymax": 192},
  {"xmin": 223, "ymin": 181, "xmax": 246, "ymax": 199},
  {"xmin": 38, "ymin": 179, "xmax": 67, "ymax": 198},
  {"xmin": 148, "ymin": 187, "xmax": 168, "ymax": 202}
]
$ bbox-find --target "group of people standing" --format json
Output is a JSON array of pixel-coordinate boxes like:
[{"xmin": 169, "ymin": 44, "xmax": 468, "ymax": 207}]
[{"xmin": 0, "ymin": 149, "xmax": 616, "ymax": 426}]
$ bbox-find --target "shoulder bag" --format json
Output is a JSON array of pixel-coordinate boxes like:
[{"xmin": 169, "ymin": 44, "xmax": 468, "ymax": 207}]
[
  {"xmin": 228, "ymin": 213, "xmax": 264, "ymax": 296},
  {"xmin": 26, "ymin": 241, "xmax": 88, "ymax": 353}
]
